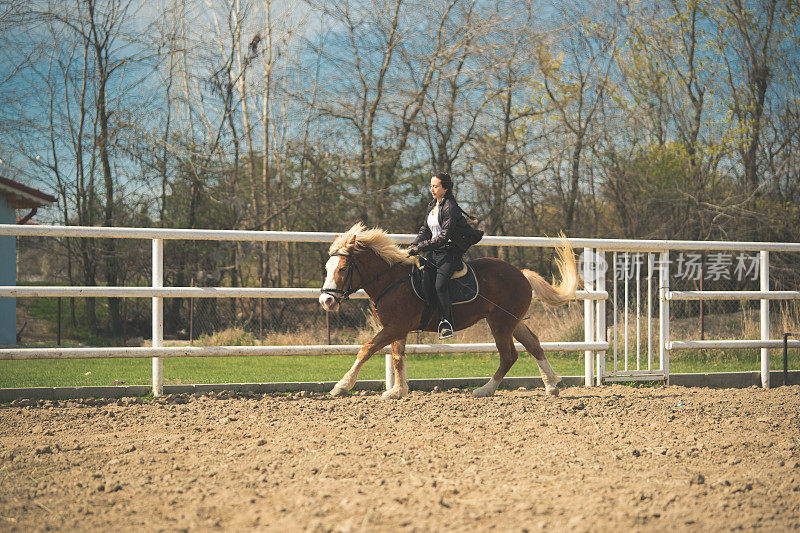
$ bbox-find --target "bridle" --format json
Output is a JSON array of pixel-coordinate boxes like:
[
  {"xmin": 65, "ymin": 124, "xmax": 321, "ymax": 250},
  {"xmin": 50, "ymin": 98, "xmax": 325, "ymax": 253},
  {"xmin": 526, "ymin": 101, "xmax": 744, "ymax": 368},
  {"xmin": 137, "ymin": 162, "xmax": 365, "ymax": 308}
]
[
  {"xmin": 320, "ymin": 252, "xmax": 361, "ymax": 306},
  {"xmin": 320, "ymin": 250, "xmax": 409, "ymax": 307}
]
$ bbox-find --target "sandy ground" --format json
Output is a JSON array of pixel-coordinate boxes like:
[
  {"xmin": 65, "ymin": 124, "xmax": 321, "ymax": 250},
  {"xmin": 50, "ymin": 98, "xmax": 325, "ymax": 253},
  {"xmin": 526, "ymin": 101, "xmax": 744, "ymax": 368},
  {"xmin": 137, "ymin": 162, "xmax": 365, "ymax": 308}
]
[{"xmin": 1, "ymin": 384, "xmax": 799, "ymax": 532}]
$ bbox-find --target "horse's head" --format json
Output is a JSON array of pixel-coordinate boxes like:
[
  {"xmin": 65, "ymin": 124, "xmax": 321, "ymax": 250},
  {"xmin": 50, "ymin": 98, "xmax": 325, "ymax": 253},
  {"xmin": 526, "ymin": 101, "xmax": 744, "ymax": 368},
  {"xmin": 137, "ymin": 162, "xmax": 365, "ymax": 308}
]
[
  {"xmin": 320, "ymin": 223, "xmax": 413, "ymax": 311},
  {"xmin": 319, "ymin": 233, "xmax": 365, "ymax": 312}
]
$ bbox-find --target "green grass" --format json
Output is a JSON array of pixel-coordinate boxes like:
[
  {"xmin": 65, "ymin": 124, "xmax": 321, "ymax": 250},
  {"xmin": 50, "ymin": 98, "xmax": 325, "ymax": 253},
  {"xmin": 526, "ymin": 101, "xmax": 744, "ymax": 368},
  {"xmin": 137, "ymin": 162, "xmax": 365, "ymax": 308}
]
[
  {"xmin": 0, "ymin": 352, "xmax": 581, "ymax": 388},
  {"xmin": 8, "ymin": 295, "xmax": 799, "ymax": 388},
  {"xmin": 0, "ymin": 349, "xmax": 796, "ymax": 388},
  {"xmin": 615, "ymin": 349, "xmax": 798, "ymax": 374},
  {"xmin": 20, "ymin": 290, "xmax": 125, "ymax": 346}
]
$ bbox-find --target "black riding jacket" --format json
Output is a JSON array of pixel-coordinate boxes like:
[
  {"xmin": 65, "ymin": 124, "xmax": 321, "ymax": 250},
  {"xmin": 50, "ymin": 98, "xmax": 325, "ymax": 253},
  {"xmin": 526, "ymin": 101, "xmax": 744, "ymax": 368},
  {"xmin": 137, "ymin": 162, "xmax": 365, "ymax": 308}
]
[{"xmin": 412, "ymin": 191, "xmax": 467, "ymax": 253}]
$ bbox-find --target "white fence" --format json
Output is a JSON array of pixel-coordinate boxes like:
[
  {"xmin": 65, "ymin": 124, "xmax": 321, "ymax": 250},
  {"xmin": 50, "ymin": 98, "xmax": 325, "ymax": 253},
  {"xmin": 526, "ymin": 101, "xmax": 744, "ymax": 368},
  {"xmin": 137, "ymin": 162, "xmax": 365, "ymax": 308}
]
[{"xmin": 1, "ymin": 223, "xmax": 798, "ymax": 396}]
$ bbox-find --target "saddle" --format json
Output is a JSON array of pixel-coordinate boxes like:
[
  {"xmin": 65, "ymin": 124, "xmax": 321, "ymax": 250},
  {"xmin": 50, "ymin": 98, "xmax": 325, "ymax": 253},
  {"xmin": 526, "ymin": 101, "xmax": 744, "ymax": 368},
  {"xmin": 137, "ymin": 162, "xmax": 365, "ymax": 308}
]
[{"xmin": 410, "ymin": 261, "xmax": 479, "ymax": 306}]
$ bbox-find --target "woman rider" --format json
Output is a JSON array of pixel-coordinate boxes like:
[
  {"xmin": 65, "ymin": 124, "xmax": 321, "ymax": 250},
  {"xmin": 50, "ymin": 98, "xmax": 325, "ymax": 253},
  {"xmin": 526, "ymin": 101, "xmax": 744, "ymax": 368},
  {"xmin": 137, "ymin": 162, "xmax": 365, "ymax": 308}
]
[{"xmin": 407, "ymin": 172, "xmax": 468, "ymax": 339}]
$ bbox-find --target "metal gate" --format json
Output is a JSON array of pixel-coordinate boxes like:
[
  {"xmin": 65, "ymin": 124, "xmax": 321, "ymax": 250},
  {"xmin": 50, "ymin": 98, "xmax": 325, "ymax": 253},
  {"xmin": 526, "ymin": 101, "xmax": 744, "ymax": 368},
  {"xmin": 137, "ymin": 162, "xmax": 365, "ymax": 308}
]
[{"xmin": 581, "ymin": 246, "xmax": 800, "ymax": 386}]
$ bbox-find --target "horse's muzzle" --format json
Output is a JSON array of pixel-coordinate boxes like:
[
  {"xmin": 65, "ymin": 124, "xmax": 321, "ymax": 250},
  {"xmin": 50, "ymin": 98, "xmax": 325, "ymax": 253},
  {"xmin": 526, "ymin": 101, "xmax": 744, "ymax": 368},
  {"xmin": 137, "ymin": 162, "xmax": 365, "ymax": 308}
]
[{"xmin": 319, "ymin": 293, "xmax": 339, "ymax": 312}]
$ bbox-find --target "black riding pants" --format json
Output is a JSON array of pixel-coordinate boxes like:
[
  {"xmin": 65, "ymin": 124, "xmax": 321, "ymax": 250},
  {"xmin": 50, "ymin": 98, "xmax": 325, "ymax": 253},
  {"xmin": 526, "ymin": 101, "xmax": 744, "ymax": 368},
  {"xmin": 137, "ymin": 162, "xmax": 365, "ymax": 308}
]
[{"xmin": 422, "ymin": 248, "xmax": 463, "ymax": 325}]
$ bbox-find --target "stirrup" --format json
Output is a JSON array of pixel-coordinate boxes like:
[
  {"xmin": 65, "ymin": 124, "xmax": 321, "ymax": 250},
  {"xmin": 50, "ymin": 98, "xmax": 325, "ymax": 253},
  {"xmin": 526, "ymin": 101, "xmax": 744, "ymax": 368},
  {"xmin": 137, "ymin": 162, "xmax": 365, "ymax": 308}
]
[{"xmin": 438, "ymin": 320, "xmax": 454, "ymax": 339}]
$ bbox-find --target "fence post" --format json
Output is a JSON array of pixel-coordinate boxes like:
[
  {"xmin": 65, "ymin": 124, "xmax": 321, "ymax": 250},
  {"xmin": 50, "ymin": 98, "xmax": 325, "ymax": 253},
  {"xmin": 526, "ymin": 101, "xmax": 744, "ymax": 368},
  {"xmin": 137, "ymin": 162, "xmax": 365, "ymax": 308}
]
[
  {"xmin": 760, "ymin": 251, "xmax": 769, "ymax": 389},
  {"xmin": 326, "ymin": 311, "xmax": 331, "ymax": 345},
  {"xmin": 596, "ymin": 250, "xmax": 606, "ymax": 386},
  {"xmin": 385, "ymin": 352, "xmax": 394, "ymax": 391},
  {"xmin": 584, "ymin": 247, "xmax": 594, "ymax": 387},
  {"xmin": 56, "ymin": 297, "xmax": 61, "ymax": 346},
  {"xmin": 152, "ymin": 239, "xmax": 164, "ymax": 397},
  {"xmin": 659, "ymin": 250, "xmax": 670, "ymax": 385}
]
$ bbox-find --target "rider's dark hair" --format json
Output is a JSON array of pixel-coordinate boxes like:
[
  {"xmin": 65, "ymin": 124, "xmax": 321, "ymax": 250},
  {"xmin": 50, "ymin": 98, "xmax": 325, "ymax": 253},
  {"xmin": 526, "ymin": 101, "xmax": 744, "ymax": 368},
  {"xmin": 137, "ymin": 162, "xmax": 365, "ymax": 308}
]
[{"xmin": 435, "ymin": 172, "xmax": 453, "ymax": 192}]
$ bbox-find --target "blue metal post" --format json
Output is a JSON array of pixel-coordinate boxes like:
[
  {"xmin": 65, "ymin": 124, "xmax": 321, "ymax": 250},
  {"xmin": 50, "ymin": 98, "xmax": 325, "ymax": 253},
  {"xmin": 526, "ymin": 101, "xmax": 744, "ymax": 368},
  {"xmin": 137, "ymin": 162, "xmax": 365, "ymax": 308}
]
[{"xmin": 0, "ymin": 195, "xmax": 16, "ymax": 345}]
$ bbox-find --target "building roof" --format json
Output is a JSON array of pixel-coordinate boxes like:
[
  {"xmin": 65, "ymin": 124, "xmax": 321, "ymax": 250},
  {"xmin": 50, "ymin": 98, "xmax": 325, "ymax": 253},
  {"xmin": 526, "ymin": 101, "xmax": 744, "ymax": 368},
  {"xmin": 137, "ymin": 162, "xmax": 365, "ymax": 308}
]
[{"xmin": 0, "ymin": 176, "xmax": 57, "ymax": 208}]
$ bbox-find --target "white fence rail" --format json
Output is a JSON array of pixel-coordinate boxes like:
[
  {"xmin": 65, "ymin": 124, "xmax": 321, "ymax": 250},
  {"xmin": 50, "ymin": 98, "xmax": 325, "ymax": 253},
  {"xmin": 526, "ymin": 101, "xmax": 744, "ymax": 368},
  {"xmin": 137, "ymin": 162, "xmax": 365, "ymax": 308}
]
[
  {"xmin": 0, "ymin": 286, "xmax": 606, "ymax": 300},
  {"xmin": 1, "ymin": 223, "xmax": 798, "ymax": 395},
  {"xmin": 667, "ymin": 291, "xmax": 800, "ymax": 300},
  {"xmin": 0, "ymin": 342, "xmax": 610, "ymax": 360}
]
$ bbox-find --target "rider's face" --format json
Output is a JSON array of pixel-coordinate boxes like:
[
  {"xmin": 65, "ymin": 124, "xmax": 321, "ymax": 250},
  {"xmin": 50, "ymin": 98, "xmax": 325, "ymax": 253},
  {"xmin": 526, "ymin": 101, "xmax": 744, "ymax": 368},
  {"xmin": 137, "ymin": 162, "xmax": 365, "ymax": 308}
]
[{"xmin": 430, "ymin": 176, "xmax": 446, "ymax": 201}]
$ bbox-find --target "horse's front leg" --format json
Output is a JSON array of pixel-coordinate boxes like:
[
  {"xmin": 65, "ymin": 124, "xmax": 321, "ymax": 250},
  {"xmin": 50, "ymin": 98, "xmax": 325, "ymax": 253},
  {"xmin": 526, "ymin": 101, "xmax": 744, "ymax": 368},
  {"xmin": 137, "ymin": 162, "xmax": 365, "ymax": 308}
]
[
  {"xmin": 381, "ymin": 338, "xmax": 409, "ymax": 400},
  {"xmin": 330, "ymin": 328, "xmax": 398, "ymax": 397}
]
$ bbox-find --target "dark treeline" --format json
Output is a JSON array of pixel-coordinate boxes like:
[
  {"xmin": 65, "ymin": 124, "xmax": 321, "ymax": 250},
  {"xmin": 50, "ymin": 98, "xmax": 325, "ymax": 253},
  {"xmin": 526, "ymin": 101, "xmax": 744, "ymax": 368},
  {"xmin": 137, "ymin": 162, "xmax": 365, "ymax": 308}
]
[{"xmin": 1, "ymin": 0, "xmax": 799, "ymax": 337}]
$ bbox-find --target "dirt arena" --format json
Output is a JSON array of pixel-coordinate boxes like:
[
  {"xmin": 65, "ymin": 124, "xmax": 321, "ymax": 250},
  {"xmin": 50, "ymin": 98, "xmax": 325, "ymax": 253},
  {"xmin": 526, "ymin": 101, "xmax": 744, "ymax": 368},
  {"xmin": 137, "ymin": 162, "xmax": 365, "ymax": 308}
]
[{"xmin": 1, "ymin": 384, "xmax": 799, "ymax": 532}]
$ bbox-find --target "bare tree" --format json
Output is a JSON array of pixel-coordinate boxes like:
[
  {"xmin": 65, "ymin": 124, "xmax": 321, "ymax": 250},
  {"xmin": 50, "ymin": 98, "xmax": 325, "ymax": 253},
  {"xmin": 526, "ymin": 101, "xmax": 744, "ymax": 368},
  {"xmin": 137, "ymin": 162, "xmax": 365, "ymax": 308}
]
[
  {"xmin": 534, "ymin": 4, "xmax": 619, "ymax": 235},
  {"xmin": 420, "ymin": 0, "xmax": 489, "ymax": 176},
  {"xmin": 716, "ymin": 0, "xmax": 781, "ymax": 193},
  {"xmin": 311, "ymin": 0, "xmax": 462, "ymax": 225}
]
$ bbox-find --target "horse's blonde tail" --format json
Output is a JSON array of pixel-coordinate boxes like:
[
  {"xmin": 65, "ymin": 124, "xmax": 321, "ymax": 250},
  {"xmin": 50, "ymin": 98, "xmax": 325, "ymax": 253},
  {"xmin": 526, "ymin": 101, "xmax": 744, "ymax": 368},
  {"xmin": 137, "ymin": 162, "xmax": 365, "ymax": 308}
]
[{"xmin": 521, "ymin": 236, "xmax": 578, "ymax": 307}]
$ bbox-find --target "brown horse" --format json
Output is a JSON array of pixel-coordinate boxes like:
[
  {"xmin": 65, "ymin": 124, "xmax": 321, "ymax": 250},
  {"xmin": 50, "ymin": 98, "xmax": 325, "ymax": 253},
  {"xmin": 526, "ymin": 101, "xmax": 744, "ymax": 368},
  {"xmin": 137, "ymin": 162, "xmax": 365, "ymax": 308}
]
[{"xmin": 318, "ymin": 223, "xmax": 578, "ymax": 399}]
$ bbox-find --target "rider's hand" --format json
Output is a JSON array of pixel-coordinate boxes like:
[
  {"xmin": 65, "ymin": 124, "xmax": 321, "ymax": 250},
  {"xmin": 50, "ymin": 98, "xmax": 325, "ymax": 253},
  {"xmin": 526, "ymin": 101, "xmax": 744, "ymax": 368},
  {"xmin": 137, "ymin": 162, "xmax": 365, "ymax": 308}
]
[{"xmin": 407, "ymin": 246, "xmax": 419, "ymax": 256}]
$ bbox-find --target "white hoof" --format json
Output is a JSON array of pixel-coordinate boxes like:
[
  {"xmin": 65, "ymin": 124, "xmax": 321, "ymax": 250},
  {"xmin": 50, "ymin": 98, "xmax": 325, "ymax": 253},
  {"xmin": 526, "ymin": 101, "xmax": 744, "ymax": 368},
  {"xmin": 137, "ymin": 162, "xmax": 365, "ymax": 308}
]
[
  {"xmin": 330, "ymin": 384, "xmax": 350, "ymax": 397},
  {"xmin": 546, "ymin": 385, "xmax": 559, "ymax": 397},
  {"xmin": 381, "ymin": 387, "xmax": 408, "ymax": 400},
  {"xmin": 472, "ymin": 385, "xmax": 496, "ymax": 398}
]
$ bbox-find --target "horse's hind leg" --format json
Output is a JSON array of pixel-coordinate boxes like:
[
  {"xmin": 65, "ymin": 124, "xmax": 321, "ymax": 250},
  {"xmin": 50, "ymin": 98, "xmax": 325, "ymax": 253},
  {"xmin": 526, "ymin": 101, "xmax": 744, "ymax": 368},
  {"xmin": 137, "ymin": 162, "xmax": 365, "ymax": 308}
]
[
  {"xmin": 381, "ymin": 338, "xmax": 409, "ymax": 400},
  {"xmin": 473, "ymin": 315, "xmax": 518, "ymax": 398},
  {"xmin": 514, "ymin": 322, "xmax": 561, "ymax": 396}
]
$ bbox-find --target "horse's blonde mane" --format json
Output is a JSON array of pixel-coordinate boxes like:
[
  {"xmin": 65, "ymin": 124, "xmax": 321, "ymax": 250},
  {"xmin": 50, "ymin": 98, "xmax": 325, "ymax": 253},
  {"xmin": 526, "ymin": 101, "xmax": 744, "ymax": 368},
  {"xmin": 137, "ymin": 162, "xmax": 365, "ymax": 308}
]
[{"xmin": 329, "ymin": 222, "xmax": 415, "ymax": 265}]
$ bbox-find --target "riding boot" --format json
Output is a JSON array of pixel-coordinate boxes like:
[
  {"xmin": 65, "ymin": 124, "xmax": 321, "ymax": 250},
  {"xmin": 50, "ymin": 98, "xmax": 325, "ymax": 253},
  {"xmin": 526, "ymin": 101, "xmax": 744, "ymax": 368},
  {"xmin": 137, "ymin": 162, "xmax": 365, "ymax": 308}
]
[
  {"xmin": 416, "ymin": 257, "xmax": 437, "ymax": 332},
  {"xmin": 436, "ymin": 288, "xmax": 454, "ymax": 339}
]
